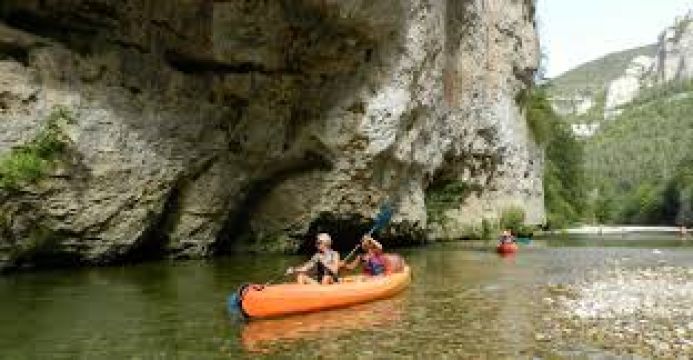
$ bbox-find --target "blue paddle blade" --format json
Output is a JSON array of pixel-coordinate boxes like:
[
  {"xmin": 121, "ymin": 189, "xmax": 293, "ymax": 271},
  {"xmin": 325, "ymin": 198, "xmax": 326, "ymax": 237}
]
[
  {"xmin": 516, "ymin": 237, "xmax": 532, "ymax": 244},
  {"xmin": 368, "ymin": 202, "xmax": 393, "ymax": 234},
  {"xmin": 227, "ymin": 293, "xmax": 241, "ymax": 315}
]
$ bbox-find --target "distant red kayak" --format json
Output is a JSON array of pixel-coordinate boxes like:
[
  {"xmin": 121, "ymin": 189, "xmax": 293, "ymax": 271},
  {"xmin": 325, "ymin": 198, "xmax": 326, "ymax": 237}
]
[{"xmin": 496, "ymin": 243, "xmax": 518, "ymax": 254}]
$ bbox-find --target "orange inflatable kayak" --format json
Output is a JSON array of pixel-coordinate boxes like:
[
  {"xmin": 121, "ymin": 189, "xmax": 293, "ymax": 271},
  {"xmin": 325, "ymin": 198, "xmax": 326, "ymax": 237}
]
[
  {"xmin": 496, "ymin": 242, "xmax": 518, "ymax": 254},
  {"xmin": 234, "ymin": 266, "xmax": 411, "ymax": 319}
]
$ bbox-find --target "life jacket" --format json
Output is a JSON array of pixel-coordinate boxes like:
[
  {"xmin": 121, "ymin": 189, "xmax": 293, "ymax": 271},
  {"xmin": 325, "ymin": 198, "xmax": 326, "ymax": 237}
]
[
  {"xmin": 499, "ymin": 235, "xmax": 514, "ymax": 244},
  {"xmin": 381, "ymin": 253, "xmax": 405, "ymax": 274},
  {"xmin": 362, "ymin": 252, "xmax": 386, "ymax": 276}
]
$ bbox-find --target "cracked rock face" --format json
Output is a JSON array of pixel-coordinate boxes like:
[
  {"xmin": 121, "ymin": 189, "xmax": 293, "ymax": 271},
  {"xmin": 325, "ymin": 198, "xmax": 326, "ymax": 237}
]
[
  {"xmin": 604, "ymin": 55, "xmax": 654, "ymax": 119},
  {"xmin": 0, "ymin": 0, "xmax": 541, "ymax": 269},
  {"xmin": 604, "ymin": 12, "xmax": 693, "ymax": 118}
]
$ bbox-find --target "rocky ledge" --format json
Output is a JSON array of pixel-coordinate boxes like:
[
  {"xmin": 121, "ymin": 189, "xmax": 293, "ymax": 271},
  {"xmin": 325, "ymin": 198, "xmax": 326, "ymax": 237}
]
[{"xmin": 0, "ymin": 0, "xmax": 541, "ymax": 271}]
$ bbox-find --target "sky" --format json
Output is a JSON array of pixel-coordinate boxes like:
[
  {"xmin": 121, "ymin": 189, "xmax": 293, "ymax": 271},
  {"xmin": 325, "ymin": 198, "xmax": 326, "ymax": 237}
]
[{"xmin": 538, "ymin": 0, "xmax": 693, "ymax": 78}]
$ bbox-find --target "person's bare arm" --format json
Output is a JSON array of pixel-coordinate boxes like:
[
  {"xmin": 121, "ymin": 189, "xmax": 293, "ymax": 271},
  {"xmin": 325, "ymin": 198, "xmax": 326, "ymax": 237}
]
[
  {"xmin": 362, "ymin": 235, "xmax": 383, "ymax": 252},
  {"xmin": 287, "ymin": 255, "xmax": 317, "ymax": 274},
  {"xmin": 369, "ymin": 237, "xmax": 383, "ymax": 251},
  {"xmin": 341, "ymin": 254, "xmax": 361, "ymax": 271},
  {"xmin": 327, "ymin": 252, "xmax": 340, "ymax": 275}
]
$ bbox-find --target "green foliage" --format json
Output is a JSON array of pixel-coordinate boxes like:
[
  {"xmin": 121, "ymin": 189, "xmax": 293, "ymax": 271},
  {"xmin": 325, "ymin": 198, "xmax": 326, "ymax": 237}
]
[
  {"xmin": 585, "ymin": 81, "xmax": 693, "ymax": 225},
  {"xmin": 523, "ymin": 87, "xmax": 555, "ymax": 144},
  {"xmin": 624, "ymin": 79, "xmax": 693, "ymax": 109},
  {"xmin": 425, "ymin": 180, "xmax": 478, "ymax": 224},
  {"xmin": 516, "ymin": 224, "xmax": 537, "ymax": 237},
  {"xmin": 593, "ymin": 190, "xmax": 617, "ymax": 224},
  {"xmin": 481, "ymin": 218, "xmax": 494, "ymax": 240},
  {"xmin": 0, "ymin": 106, "xmax": 74, "ymax": 190},
  {"xmin": 561, "ymin": 90, "xmax": 607, "ymax": 125},
  {"xmin": 497, "ymin": 206, "xmax": 536, "ymax": 236},
  {"xmin": 544, "ymin": 121, "xmax": 586, "ymax": 227},
  {"xmin": 670, "ymin": 156, "xmax": 693, "ymax": 226},
  {"xmin": 524, "ymin": 85, "xmax": 586, "ymax": 229},
  {"xmin": 460, "ymin": 224, "xmax": 483, "ymax": 240},
  {"xmin": 0, "ymin": 151, "xmax": 46, "ymax": 189},
  {"xmin": 499, "ymin": 206, "xmax": 525, "ymax": 233}
]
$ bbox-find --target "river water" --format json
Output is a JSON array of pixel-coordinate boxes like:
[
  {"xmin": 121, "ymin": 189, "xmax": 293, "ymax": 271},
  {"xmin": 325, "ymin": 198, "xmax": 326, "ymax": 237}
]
[{"xmin": 1, "ymin": 234, "xmax": 692, "ymax": 359}]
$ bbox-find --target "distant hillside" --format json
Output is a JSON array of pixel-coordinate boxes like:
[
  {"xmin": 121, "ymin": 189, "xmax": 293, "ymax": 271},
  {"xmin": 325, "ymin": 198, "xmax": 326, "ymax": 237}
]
[
  {"xmin": 550, "ymin": 44, "xmax": 658, "ymax": 98},
  {"xmin": 549, "ymin": 14, "xmax": 693, "ymax": 227},
  {"xmin": 585, "ymin": 81, "xmax": 693, "ymax": 225}
]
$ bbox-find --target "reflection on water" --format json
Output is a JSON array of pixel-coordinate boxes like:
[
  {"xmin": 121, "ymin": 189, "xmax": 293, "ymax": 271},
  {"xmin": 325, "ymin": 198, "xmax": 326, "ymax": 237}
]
[
  {"xmin": 241, "ymin": 296, "xmax": 405, "ymax": 353},
  {"xmin": 0, "ymin": 235, "xmax": 692, "ymax": 358}
]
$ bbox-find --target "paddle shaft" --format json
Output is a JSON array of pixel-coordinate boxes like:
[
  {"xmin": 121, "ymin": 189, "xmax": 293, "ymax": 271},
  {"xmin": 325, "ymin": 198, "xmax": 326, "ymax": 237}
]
[
  {"xmin": 263, "ymin": 202, "xmax": 393, "ymax": 287},
  {"xmin": 342, "ymin": 225, "xmax": 378, "ymax": 263}
]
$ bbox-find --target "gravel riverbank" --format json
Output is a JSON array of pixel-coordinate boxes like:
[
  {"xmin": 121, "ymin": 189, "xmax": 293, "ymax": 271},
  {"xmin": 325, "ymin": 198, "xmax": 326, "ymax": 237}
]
[
  {"xmin": 541, "ymin": 264, "xmax": 693, "ymax": 358},
  {"xmin": 561, "ymin": 226, "xmax": 690, "ymax": 235}
]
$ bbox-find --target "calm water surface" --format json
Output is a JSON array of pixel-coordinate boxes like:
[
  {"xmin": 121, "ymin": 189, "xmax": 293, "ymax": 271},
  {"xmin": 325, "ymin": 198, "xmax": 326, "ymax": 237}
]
[{"xmin": 1, "ymin": 234, "xmax": 692, "ymax": 359}]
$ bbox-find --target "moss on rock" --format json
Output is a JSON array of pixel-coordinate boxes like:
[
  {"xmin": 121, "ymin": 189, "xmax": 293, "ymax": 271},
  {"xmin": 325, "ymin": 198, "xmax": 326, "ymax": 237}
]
[
  {"xmin": 425, "ymin": 180, "xmax": 480, "ymax": 225},
  {"xmin": 0, "ymin": 105, "xmax": 75, "ymax": 190}
]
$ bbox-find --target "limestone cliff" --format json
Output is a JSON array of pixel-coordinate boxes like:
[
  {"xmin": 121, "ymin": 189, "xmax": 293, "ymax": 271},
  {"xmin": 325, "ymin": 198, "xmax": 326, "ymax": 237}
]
[
  {"xmin": 604, "ymin": 11, "xmax": 693, "ymax": 118},
  {"xmin": 0, "ymin": 0, "xmax": 541, "ymax": 270}
]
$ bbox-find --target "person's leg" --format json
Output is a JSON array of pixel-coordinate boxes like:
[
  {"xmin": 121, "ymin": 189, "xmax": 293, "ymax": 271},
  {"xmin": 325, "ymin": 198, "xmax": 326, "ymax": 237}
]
[{"xmin": 297, "ymin": 273, "xmax": 318, "ymax": 285}]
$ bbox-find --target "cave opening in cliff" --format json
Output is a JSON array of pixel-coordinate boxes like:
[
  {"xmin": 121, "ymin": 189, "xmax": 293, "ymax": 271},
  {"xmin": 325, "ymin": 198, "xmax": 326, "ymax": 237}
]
[
  {"xmin": 299, "ymin": 213, "xmax": 377, "ymax": 255},
  {"xmin": 213, "ymin": 150, "xmax": 334, "ymax": 255}
]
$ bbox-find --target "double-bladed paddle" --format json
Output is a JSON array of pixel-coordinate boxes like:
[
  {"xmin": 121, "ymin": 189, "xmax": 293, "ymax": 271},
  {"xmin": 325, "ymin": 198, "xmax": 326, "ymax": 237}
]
[
  {"xmin": 228, "ymin": 201, "xmax": 395, "ymax": 316},
  {"xmin": 342, "ymin": 202, "xmax": 394, "ymax": 263}
]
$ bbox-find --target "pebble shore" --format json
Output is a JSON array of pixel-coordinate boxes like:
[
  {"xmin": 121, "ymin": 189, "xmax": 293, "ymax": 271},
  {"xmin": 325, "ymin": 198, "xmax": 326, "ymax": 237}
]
[{"xmin": 540, "ymin": 264, "xmax": 693, "ymax": 358}]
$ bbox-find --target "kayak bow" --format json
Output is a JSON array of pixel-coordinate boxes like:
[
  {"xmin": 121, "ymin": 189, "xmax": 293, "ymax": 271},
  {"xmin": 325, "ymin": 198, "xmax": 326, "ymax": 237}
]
[{"xmin": 496, "ymin": 243, "xmax": 518, "ymax": 254}]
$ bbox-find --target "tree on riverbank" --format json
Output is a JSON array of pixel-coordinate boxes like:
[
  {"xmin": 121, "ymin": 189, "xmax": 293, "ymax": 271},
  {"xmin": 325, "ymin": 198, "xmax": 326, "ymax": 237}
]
[
  {"xmin": 524, "ymin": 86, "xmax": 586, "ymax": 229},
  {"xmin": 669, "ymin": 155, "xmax": 693, "ymax": 226},
  {"xmin": 585, "ymin": 81, "xmax": 693, "ymax": 226}
]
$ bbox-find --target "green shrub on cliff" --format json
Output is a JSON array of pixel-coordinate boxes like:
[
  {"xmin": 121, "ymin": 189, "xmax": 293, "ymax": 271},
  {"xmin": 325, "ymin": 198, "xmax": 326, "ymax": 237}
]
[
  {"xmin": 525, "ymin": 85, "xmax": 586, "ymax": 229},
  {"xmin": 481, "ymin": 218, "xmax": 494, "ymax": 240},
  {"xmin": 0, "ymin": 151, "xmax": 45, "ymax": 188},
  {"xmin": 499, "ymin": 206, "xmax": 524, "ymax": 231},
  {"xmin": 521, "ymin": 87, "xmax": 554, "ymax": 144},
  {"xmin": 0, "ymin": 106, "xmax": 74, "ymax": 190},
  {"xmin": 425, "ymin": 180, "xmax": 479, "ymax": 224}
]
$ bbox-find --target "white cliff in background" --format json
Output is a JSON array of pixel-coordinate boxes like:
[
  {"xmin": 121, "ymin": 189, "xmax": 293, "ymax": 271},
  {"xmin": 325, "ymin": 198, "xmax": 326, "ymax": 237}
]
[
  {"xmin": 604, "ymin": 11, "xmax": 693, "ymax": 119},
  {"xmin": 604, "ymin": 55, "xmax": 654, "ymax": 118},
  {"xmin": 654, "ymin": 15, "xmax": 693, "ymax": 83},
  {"xmin": 550, "ymin": 95, "xmax": 594, "ymax": 116}
]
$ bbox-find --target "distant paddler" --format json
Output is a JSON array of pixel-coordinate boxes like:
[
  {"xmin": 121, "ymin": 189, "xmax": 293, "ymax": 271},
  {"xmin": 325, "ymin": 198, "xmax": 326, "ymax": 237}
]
[
  {"xmin": 496, "ymin": 229, "xmax": 518, "ymax": 254},
  {"xmin": 498, "ymin": 229, "xmax": 515, "ymax": 245},
  {"xmin": 340, "ymin": 235, "xmax": 386, "ymax": 276}
]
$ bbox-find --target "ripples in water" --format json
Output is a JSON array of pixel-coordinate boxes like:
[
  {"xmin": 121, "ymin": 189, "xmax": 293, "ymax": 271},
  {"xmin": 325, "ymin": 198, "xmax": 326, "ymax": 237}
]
[{"xmin": 0, "ymin": 235, "xmax": 692, "ymax": 358}]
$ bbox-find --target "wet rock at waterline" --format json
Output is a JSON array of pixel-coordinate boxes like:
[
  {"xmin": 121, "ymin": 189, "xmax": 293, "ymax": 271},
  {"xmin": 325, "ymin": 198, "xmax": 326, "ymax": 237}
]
[{"xmin": 0, "ymin": 0, "xmax": 542, "ymax": 270}]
